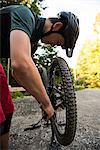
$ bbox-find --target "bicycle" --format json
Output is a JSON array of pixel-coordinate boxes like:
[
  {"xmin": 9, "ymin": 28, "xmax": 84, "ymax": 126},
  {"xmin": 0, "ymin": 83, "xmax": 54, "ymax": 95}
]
[{"xmin": 24, "ymin": 56, "xmax": 77, "ymax": 147}]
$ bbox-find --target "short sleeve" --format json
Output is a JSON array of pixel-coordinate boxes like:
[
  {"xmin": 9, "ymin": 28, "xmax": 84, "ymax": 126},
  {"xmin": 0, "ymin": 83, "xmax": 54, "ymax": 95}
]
[{"xmin": 11, "ymin": 6, "xmax": 35, "ymax": 38}]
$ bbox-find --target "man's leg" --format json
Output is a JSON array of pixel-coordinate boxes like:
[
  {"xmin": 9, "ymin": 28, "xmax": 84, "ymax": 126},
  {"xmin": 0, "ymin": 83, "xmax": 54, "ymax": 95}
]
[
  {"xmin": 0, "ymin": 113, "xmax": 13, "ymax": 150},
  {"xmin": 0, "ymin": 132, "xmax": 9, "ymax": 150}
]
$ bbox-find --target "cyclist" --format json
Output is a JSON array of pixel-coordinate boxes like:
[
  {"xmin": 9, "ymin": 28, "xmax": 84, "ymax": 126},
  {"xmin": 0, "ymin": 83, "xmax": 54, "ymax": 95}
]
[{"xmin": 0, "ymin": 4, "xmax": 79, "ymax": 149}]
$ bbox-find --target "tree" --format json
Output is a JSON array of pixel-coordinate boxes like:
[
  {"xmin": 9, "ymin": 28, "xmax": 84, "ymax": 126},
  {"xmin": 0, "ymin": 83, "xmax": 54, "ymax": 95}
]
[
  {"xmin": 19, "ymin": 0, "xmax": 41, "ymax": 15},
  {"xmin": 76, "ymin": 37, "xmax": 100, "ymax": 88},
  {"xmin": 0, "ymin": 0, "xmax": 18, "ymax": 7},
  {"xmin": 93, "ymin": 12, "xmax": 100, "ymax": 34},
  {"xmin": 34, "ymin": 45, "xmax": 58, "ymax": 69},
  {"xmin": 76, "ymin": 12, "xmax": 100, "ymax": 88}
]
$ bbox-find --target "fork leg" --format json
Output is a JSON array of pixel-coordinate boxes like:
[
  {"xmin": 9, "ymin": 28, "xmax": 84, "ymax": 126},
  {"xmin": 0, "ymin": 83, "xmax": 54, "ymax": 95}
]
[{"xmin": 50, "ymin": 125, "xmax": 55, "ymax": 145}]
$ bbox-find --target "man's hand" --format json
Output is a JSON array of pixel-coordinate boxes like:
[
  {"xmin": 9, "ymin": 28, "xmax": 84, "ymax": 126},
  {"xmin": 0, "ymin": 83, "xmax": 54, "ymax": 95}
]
[{"xmin": 41, "ymin": 104, "xmax": 54, "ymax": 120}]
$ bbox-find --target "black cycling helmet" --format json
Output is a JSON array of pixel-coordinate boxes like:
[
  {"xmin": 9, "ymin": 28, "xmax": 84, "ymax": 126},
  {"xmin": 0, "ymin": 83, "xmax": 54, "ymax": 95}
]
[
  {"xmin": 42, "ymin": 11, "xmax": 79, "ymax": 57},
  {"xmin": 57, "ymin": 11, "xmax": 79, "ymax": 57}
]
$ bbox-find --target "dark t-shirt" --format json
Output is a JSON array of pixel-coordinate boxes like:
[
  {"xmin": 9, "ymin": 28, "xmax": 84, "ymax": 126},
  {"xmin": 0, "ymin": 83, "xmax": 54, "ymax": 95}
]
[{"xmin": 0, "ymin": 5, "xmax": 45, "ymax": 58}]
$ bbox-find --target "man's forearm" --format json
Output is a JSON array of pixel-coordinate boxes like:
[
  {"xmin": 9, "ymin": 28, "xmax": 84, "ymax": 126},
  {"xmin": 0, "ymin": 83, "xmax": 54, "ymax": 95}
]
[{"xmin": 12, "ymin": 57, "xmax": 52, "ymax": 108}]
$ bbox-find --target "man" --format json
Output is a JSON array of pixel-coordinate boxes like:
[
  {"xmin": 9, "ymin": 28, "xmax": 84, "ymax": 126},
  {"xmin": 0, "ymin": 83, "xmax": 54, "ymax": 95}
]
[{"xmin": 0, "ymin": 4, "xmax": 79, "ymax": 149}]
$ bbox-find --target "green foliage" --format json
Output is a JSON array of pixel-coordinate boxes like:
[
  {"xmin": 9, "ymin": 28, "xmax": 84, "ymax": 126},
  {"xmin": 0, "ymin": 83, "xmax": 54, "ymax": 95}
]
[
  {"xmin": 19, "ymin": 0, "xmax": 43, "ymax": 15},
  {"xmin": 12, "ymin": 91, "xmax": 31, "ymax": 99},
  {"xmin": 0, "ymin": 0, "xmax": 18, "ymax": 7},
  {"xmin": 34, "ymin": 45, "xmax": 58, "ymax": 69},
  {"xmin": 76, "ymin": 37, "xmax": 100, "ymax": 88},
  {"xmin": 0, "ymin": 0, "xmax": 43, "ymax": 15},
  {"xmin": 74, "ymin": 85, "xmax": 85, "ymax": 91},
  {"xmin": 30, "ymin": 1, "xmax": 41, "ymax": 15},
  {"xmin": 12, "ymin": 91, "xmax": 24, "ymax": 99}
]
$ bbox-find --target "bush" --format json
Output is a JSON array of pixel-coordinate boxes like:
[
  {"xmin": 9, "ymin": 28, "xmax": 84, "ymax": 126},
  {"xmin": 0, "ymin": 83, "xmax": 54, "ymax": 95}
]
[
  {"xmin": 75, "ymin": 77, "xmax": 87, "ymax": 86},
  {"xmin": 12, "ymin": 91, "xmax": 24, "ymax": 99},
  {"xmin": 11, "ymin": 91, "xmax": 31, "ymax": 100}
]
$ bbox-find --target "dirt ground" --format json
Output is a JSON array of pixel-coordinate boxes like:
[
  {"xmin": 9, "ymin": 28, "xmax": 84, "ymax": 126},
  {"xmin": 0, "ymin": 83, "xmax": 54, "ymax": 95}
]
[{"xmin": 9, "ymin": 88, "xmax": 100, "ymax": 150}]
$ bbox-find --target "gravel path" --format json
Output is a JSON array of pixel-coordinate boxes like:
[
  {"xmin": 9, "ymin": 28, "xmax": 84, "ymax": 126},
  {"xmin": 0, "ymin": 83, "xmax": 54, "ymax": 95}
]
[{"xmin": 9, "ymin": 88, "xmax": 100, "ymax": 150}]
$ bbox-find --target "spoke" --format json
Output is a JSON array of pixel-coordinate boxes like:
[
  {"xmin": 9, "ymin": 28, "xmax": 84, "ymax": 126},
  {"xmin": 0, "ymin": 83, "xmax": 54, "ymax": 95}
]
[{"xmin": 53, "ymin": 86, "xmax": 64, "ymax": 96}]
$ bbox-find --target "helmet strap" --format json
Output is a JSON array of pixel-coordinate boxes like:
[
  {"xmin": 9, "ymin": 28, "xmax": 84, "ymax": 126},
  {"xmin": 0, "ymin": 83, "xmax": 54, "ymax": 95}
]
[{"xmin": 42, "ymin": 24, "xmax": 61, "ymax": 37}]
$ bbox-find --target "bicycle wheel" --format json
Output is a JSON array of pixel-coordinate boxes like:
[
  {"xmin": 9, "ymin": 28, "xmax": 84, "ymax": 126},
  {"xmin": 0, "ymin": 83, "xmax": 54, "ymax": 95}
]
[{"xmin": 48, "ymin": 57, "xmax": 77, "ymax": 146}]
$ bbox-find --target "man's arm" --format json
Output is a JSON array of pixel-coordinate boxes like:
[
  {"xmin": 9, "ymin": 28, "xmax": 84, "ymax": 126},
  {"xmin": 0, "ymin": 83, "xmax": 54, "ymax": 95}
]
[{"xmin": 10, "ymin": 30, "xmax": 54, "ymax": 118}]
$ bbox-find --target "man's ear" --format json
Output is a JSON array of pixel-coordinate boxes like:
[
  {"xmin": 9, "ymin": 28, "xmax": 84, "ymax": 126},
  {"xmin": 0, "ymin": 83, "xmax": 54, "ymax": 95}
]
[{"xmin": 53, "ymin": 22, "xmax": 63, "ymax": 31}]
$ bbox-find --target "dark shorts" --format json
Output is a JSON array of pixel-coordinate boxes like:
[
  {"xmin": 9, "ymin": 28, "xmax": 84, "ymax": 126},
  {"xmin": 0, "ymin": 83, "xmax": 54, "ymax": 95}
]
[
  {"xmin": 0, "ymin": 64, "xmax": 14, "ymax": 130},
  {"xmin": 0, "ymin": 112, "xmax": 13, "ymax": 135}
]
